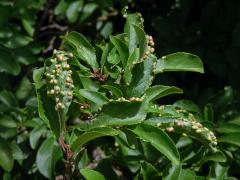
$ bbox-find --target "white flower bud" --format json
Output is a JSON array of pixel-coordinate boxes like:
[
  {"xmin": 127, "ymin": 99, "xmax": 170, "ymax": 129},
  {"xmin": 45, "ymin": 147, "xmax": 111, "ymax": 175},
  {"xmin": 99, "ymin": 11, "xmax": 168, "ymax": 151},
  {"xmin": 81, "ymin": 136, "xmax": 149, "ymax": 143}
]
[
  {"xmin": 150, "ymin": 47, "xmax": 155, "ymax": 53},
  {"xmin": 166, "ymin": 127, "xmax": 174, "ymax": 132},
  {"xmin": 50, "ymin": 89, "xmax": 55, "ymax": 95}
]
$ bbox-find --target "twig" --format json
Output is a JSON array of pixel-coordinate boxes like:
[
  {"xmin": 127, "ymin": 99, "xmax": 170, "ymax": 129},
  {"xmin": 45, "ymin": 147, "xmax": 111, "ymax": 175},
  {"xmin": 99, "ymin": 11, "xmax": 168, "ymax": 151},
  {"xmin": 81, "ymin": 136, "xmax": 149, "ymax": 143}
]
[{"xmin": 59, "ymin": 136, "xmax": 74, "ymax": 180}]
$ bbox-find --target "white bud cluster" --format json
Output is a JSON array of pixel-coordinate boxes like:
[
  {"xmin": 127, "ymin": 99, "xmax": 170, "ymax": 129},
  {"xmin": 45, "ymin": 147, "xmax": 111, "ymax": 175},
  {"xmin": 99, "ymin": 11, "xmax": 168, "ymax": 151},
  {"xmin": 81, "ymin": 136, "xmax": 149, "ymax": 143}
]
[
  {"xmin": 154, "ymin": 105, "xmax": 218, "ymax": 147},
  {"xmin": 142, "ymin": 35, "xmax": 155, "ymax": 60},
  {"xmin": 45, "ymin": 50, "xmax": 74, "ymax": 111},
  {"xmin": 175, "ymin": 119, "xmax": 217, "ymax": 146},
  {"xmin": 116, "ymin": 97, "xmax": 129, "ymax": 102},
  {"xmin": 129, "ymin": 97, "xmax": 144, "ymax": 102},
  {"xmin": 109, "ymin": 96, "xmax": 144, "ymax": 103}
]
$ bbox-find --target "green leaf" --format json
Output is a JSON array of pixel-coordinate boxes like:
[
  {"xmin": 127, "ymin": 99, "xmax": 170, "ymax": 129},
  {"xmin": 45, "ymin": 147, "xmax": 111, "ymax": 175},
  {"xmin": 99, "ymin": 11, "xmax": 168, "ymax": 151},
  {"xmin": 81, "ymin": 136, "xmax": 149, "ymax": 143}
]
[
  {"xmin": 3, "ymin": 29, "xmax": 32, "ymax": 48},
  {"xmin": 228, "ymin": 117, "xmax": 240, "ymax": 126},
  {"xmin": 145, "ymin": 85, "xmax": 182, "ymax": 102},
  {"xmin": 16, "ymin": 76, "xmax": 32, "ymax": 100},
  {"xmin": 100, "ymin": 42, "xmax": 111, "ymax": 70},
  {"xmin": 0, "ymin": 48, "xmax": 20, "ymax": 75},
  {"xmin": 101, "ymin": 84, "xmax": 123, "ymax": 98},
  {"xmin": 36, "ymin": 137, "xmax": 62, "ymax": 179},
  {"xmin": 155, "ymin": 52, "xmax": 204, "ymax": 73},
  {"xmin": 77, "ymin": 100, "xmax": 147, "ymax": 130},
  {"xmin": 36, "ymin": 86, "xmax": 62, "ymax": 138},
  {"xmin": 127, "ymin": 55, "xmax": 155, "ymax": 97},
  {"xmin": 80, "ymin": 168, "xmax": 105, "ymax": 180},
  {"xmin": 140, "ymin": 161, "xmax": 160, "ymax": 179},
  {"xmin": 107, "ymin": 47, "xmax": 120, "ymax": 64},
  {"xmin": 0, "ymin": 137, "xmax": 14, "ymax": 171},
  {"xmin": 163, "ymin": 164, "xmax": 182, "ymax": 180},
  {"xmin": 10, "ymin": 142, "xmax": 24, "ymax": 163},
  {"xmin": 63, "ymin": 32, "xmax": 98, "ymax": 69},
  {"xmin": 218, "ymin": 133, "xmax": 240, "ymax": 146},
  {"xmin": 21, "ymin": 15, "xmax": 34, "ymax": 36},
  {"xmin": 178, "ymin": 169, "xmax": 196, "ymax": 180},
  {"xmin": 94, "ymin": 101, "xmax": 147, "ymax": 127},
  {"xmin": 133, "ymin": 24, "xmax": 147, "ymax": 58},
  {"xmin": 54, "ymin": 0, "xmax": 68, "ymax": 16},
  {"xmin": 124, "ymin": 13, "xmax": 144, "ymax": 53},
  {"xmin": 110, "ymin": 35, "xmax": 129, "ymax": 66},
  {"xmin": 0, "ymin": 116, "xmax": 17, "ymax": 128},
  {"xmin": 79, "ymin": 3, "xmax": 97, "ymax": 23},
  {"xmin": 124, "ymin": 48, "xmax": 140, "ymax": 84},
  {"xmin": 66, "ymin": 1, "xmax": 82, "ymax": 23},
  {"xmin": 204, "ymin": 104, "xmax": 214, "ymax": 122},
  {"xmin": 129, "ymin": 124, "xmax": 180, "ymax": 164},
  {"xmin": 33, "ymin": 67, "xmax": 44, "ymax": 89},
  {"xmin": 199, "ymin": 151, "xmax": 226, "ymax": 165},
  {"xmin": 0, "ymin": 90, "xmax": 18, "ymax": 107},
  {"xmin": 174, "ymin": 99, "xmax": 201, "ymax": 114},
  {"xmin": 79, "ymin": 89, "xmax": 109, "ymax": 107},
  {"xmin": 71, "ymin": 127, "xmax": 119, "ymax": 155},
  {"xmin": 30, "ymin": 124, "xmax": 47, "ymax": 149},
  {"xmin": 216, "ymin": 123, "xmax": 240, "ymax": 133},
  {"xmin": 79, "ymin": 76, "xmax": 100, "ymax": 92}
]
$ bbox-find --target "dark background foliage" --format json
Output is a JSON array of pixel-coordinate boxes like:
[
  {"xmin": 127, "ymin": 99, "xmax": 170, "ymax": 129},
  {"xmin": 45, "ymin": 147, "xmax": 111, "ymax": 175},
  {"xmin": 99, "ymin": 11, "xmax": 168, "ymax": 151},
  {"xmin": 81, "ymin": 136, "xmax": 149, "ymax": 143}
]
[{"xmin": 0, "ymin": 0, "xmax": 240, "ymax": 179}]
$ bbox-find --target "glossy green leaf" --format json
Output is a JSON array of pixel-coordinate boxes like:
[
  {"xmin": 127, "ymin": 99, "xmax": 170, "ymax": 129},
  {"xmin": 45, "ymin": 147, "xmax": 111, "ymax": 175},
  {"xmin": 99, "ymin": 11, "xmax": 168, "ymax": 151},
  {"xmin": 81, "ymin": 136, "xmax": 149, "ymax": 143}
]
[
  {"xmin": 0, "ymin": 48, "xmax": 20, "ymax": 75},
  {"xmin": 107, "ymin": 47, "xmax": 120, "ymax": 64},
  {"xmin": 94, "ymin": 101, "xmax": 147, "ymax": 127},
  {"xmin": 101, "ymin": 84, "xmax": 123, "ymax": 98},
  {"xmin": 140, "ymin": 161, "xmax": 160, "ymax": 179},
  {"xmin": 130, "ymin": 124, "xmax": 180, "ymax": 164},
  {"xmin": 145, "ymin": 85, "xmax": 182, "ymax": 102},
  {"xmin": 174, "ymin": 99, "xmax": 201, "ymax": 114},
  {"xmin": 79, "ymin": 76, "xmax": 99, "ymax": 92},
  {"xmin": 3, "ymin": 30, "xmax": 32, "ymax": 48},
  {"xmin": 54, "ymin": 0, "xmax": 68, "ymax": 16},
  {"xmin": 10, "ymin": 142, "xmax": 24, "ymax": 163},
  {"xmin": 0, "ymin": 90, "xmax": 18, "ymax": 107},
  {"xmin": 78, "ymin": 101, "xmax": 147, "ymax": 130},
  {"xmin": 178, "ymin": 169, "xmax": 196, "ymax": 180},
  {"xmin": 36, "ymin": 137, "xmax": 62, "ymax": 179},
  {"xmin": 110, "ymin": 35, "xmax": 129, "ymax": 66},
  {"xmin": 204, "ymin": 104, "xmax": 214, "ymax": 122},
  {"xmin": 30, "ymin": 124, "xmax": 47, "ymax": 149},
  {"xmin": 124, "ymin": 48, "xmax": 140, "ymax": 84},
  {"xmin": 66, "ymin": 1, "xmax": 82, "ymax": 23},
  {"xmin": 16, "ymin": 76, "xmax": 32, "ymax": 100},
  {"xmin": 199, "ymin": 151, "xmax": 226, "ymax": 165},
  {"xmin": 218, "ymin": 133, "xmax": 240, "ymax": 146},
  {"xmin": 80, "ymin": 168, "xmax": 105, "ymax": 180},
  {"xmin": 163, "ymin": 164, "xmax": 182, "ymax": 180},
  {"xmin": 0, "ymin": 137, "xmax": 14, "ymax": 171},
  {"xmin": 79, "ymin": 3, "xmax": 97, "ymax": 23},
  {"xmin": 71, "ymin": 127, "xmax": 119, "ymax": 155},
  {"xmin": 36, "ymin": 86, "xmax": 62, "ymax": 138},
  {"xmin": 155, "ymin": 52, "xmax": 204, "ymax": 73},
  {"xmin": 21, "ymin": 16, "xmax": 34, "ymax": 36},
  {"xmin": 127, "ymin": 55, "xmax": 155, "ymax": 97},
  {"xmin": 0, "ymin": 116, "xmax": 16, "ymax": 128},
  {"xmin": 133, "ymin": 24, "xmax": 147, "ymax": 58},
  {"xmin": 79, "ymin": 89, "xmax": 109, "ymax": 107},
  {"xmin": 216, "ymin": 123, "xmax": 240, "ymax": 133},
  {"xmin": 124, "ymin": 13, "xmax": 144, "ymax": 53},
  {"xmin": 63, "ymin": 31, "xmax": 98, "ymax": 68},
  {"xmin": 33, "ymin": 67, "xmax": 44, "ymax": 89}
]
